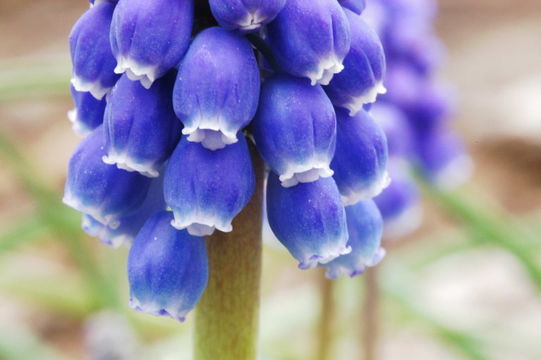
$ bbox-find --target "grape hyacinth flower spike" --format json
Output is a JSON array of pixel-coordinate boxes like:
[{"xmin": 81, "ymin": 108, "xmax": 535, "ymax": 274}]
[
  {"xmin": 69, "ymin": 1, "xmax": 119, "ymax": 99},
  {"xmin": 173, "ymin": 27, "xmax": 260, "ymax": 150},
  {"xmin": 63, "ymin": 126, "xmax": 152, "ymax": 228},
  {"xmin": 331, "ymin": 108, "xmax": 390, "ymax": 206},
  {"xmin": 128, "ymin": 211, "xmax": 209, "ymax": 322},
  {"xmin": 103, "ymin": 73, "xmax": 182, "ymax": 177},
  {"xmin": 209, "ymin": 0, "xmax": 286, "ymax": 32},
  {"xmin": 324, "ymin": 200, "xmax": 385, "ymax": 279},
  {"xmin": 325, "ymin": 9, "xmax": 387, "ymax": 115},
  {"xmin": 266, "ymin": 173, "xmax": 350, "ymax": 270},
  {"xmin": 252, "ymin": 75, "xmax": 336, "ymax": 187},
  {"xmin": 266, "ymin": 0, "xmax": 351, "ymax": 85},
  {"xmin": 164, "ymin": 136, "xmax": 255, "ymax": 237},
  {"xmin": 110, "ymin": 0, "xmax": 194, "ymax": 89},
  {"xmin": 68, "ymin": 85, "xmax": 106, "ymax": 137}
]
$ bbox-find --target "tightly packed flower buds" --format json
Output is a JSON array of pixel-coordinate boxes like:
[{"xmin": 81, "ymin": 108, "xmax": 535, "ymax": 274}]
[
  {"xmin": 65, "ymin": 0, "xmax": 391, "ymax": 321},
  {"xmin": 364, "ymin": 0, "xmax": 472, "ymax": 238}
]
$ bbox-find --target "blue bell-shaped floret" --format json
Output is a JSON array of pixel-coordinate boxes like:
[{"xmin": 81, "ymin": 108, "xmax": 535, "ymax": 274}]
[
  {"xmin": 173, "ymin": 27, "xmax": 260, "ymax": 150},
  {"xmin": 69, "ymin": 1, "xmax": 119, "ymax": 99},
  {"xmin": 324, "ymin": 200, "xmax": 385, "ymax": 279},
  {"xmin": 63, "ymin": 126, "xmax": 152, "ymax": 228},
  {"xmin": 103, "ymin": 73, "xmax": 181, "ymax": 178},
  {"xmin": 331, "ymin": 108, "xmax": 390, "ymax": 206},
  {"xmin": 266, "ymin": 173, "xmax": 350, "ymax": 270},
  {"xmin": 110, "ymin": 0, "xmax": 194, "ymax": 89},
  {"xmin": 266, "ymin": 0, "xmax": 351, "ymax": 86},
  {"xmin": 164, "ymin": 136, "xmax": 255, "ymax": 236},
  {"xmin": 252, "ymin": 75, "xmax": 336, "ymax": 187},
  {"xmin": 128, "ymin": 211, "xmax": 208, "ymax": 322},
  {"xmin": 325, "ymin": 9, "xmax": 386, "ymax": 115}
]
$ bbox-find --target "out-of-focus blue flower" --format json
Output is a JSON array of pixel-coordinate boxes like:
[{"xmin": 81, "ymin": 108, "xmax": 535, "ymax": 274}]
[
  {"xmin": 103, "ymin": 73, "xmax": 181, "ymax": 178},
  {"xmin": 324, "ymin": 200, "xmax": 385, "ymax": 279},
  {"xmin": 128, "ymin": 211, "xmax": 208, "ymax": 322},
  {"xmin": 370, "ymin": 103, "xmax": 413, "ymax": 158},
  {"xmin": 331, "ymin": 108, "xmax": 390, "ymax": 206},
  {"xmin": 325, "ymin": 9, "xmax": 386, "ymax": 115},
  {"xmin": 374, "ymin": 163, "xmax": 422, "ymax": 238},
  {"xmin": 69, "ymin": 1, "xmax": 119, "ymax": 99},
  {"xmin": 110, "ymin": 0, "xmax": 194, "ymax": 89},
  {"xmin": 164, "ymin": 136, "xmax": 255, "ymax": 236},
  {"xmin": 68, "ymin": 85, "xmax": 106, "ymax": 137},
  {"xmin": 173, "ymin": 27, "xmax": 260, "ymax": 150},
  {"xmin": 266, "ymin": 0, "xmax": 351, "ymax": 86},
  {"xmin": 266, "ymin": 173, "xmax": 350, "ymax": 270},
  {"xmin": 403, "ymin": 81, "xmax": 454, "ymax": 135},
  {"xmin": 82, "ymin": 176, "xmax": 165, "ymax": 248},
  {"xmin": 209, "ymin": 0, "xmax": 286, "ymax": 32},
  {"xmin": 416, "ymin": 129, "xmax": 473, "ymax": 190},
  {"xmin": 252, "ymin": 75, "xmax": 336, "ymax": 187},
  {"xmin": 63, "ymin": 126, "xmax": 152, "ymax": 228},
  {"xmin": 339, "ymin": 0, "xmax": 366, "ymax": 14}
]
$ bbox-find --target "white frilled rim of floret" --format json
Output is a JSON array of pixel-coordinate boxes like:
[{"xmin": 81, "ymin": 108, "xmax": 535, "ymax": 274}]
[
  {"xmin": 81, "ymin": 215, "xmax": 131, "ymax": 249},
  {"xmin": 129, "ymin": 297, "xmax": 189, "ymax": 323},
  {"xmin": 182, "ymin": 117, "xmax": 240, "ymax": 151},
  {"xmin": 71, "ymin": 75, "xmax": 111, "ymax": 100},
  {"xmin": 114, "ymin": 56, "xmax": 158, "ymax": 90},
  {"xmin": 102, "ymin": 152, "xmax": 161, "ymax": 178},
  {"xmin": 170, "ymin": 211, "xmax": 233, "ymax": 237},
  {"xmin": 306, "ymin": 56, "xmax": 345, "ymax": 86},
  {"xmin": 63, "ymin": 191, "xmax": 121, "ymax": 230},
  {"xmin": 324, "ymin": 247, "xmax": 386, "ymax": 280},
  {"xmin": 343, "ymin": 81, "xmax": 387, "ymax": 116},
  {"xmin": 279, "ymin": 161, "xmax": 335, "ymax": 188},
  {"xmin": 340, "ymin": 171, "xmax": 391, "ymax": 207},
  {"xmin": 298, "ymin": 243, "xmax": 352, "ymax": 270}
]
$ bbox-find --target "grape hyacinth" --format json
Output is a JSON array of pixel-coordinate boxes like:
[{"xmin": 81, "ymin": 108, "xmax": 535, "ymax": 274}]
[
  {"xmin": 64, "ymin": 0, "xmax": 391, "ymax": 328},
  {"xmin": 364, "ymin": 0, "xmax": 472, "ymax": 239}
]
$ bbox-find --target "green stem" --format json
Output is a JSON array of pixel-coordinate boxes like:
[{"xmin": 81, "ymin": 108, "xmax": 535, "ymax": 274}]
[
  {"xmin": 363, "ymin": 268, "xmax": 379, "ymax": 360},
  {"xmin": 316, "ymin": 269, "xmax": 335, "ymax": 360},
  {"xmin": 194, "ymin": 149, "xmax": 264, "ymax": 360}
]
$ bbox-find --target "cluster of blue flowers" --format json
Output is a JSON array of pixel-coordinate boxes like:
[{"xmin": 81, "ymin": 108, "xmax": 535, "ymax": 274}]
[
  {"xmin": 65, "ymin": 0, "xmax": 390, "ymax": 322},
  {"xmin": 364, "ymin": 0, "xmax": 473, "ymax": 238}
]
